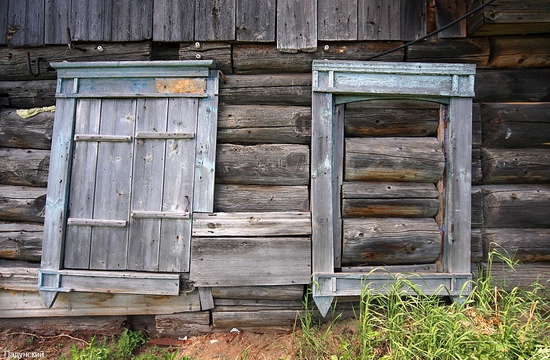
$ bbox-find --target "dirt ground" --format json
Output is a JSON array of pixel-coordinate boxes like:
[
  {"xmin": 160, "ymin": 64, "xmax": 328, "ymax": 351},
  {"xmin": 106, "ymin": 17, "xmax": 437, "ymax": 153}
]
[{"xmin": 0, "ymin": 327, "xmax": 302, "ymax": 359}]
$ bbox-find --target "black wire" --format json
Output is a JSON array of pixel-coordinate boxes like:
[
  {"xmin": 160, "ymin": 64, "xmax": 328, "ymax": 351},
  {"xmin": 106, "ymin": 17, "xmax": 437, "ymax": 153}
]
[{"xmin": 365, "ymin": 0, "xmax": 497, "ymax": 61}]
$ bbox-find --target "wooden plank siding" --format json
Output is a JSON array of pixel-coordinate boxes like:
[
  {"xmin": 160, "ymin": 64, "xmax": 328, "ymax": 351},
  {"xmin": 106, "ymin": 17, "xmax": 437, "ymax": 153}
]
[{"xmin": 235, "ymin": 0, "xmax": 276, "ymax": 42}]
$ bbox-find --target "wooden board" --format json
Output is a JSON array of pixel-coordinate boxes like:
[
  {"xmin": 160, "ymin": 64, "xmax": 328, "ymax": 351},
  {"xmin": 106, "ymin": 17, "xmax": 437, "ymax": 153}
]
[
  {"xmin": 0, "ymin": 316, "xmax": 126, "ymax": 336},
  {"xmin": 232, "ymin": 43, "xmax": 403, "ymax": 74},
  {"xmin": 0, "ymin": 108, "xmax": 53, "ymax": 150},
  {"xmin": 0, "ymin": 222, "xmax": 43, "ymax": 262},
  {"xmin": 6, "ymin": 0, "xmax": 45, "ymax": 47},
  {"xmin": 190, "ymin": 237, "xmax": 311, "ymax": 286},
  {"xmin": 0, "ymin": 290, "xmax": 201, "ymax": 318},
  {"xmin": 0, "ymin": 260, "xmax": 39, "ymax": 291},
  {"xmin": 215, "ymin": 144, "xmax": 309, "ymax": 186},
  {"xmin": 483, "ymin": 228, "xmax": 550, "ymax": 263},
  {"xmin": 357, "ymin": 0, "xmax": 400, "ymax": 40},
  {"xmin": 482, "ymin": 185, "xmax": 550, "ymax": 228},
  {"xmin": 0, "ymin": 0, "xmax": 7, "ymax": 45},
  {"xmin": 342, "ymin": 218, "xmax": 441, "ymax": 266},
  {"xmin": 400, "ymin": 0, "xmax": 426, "ymax": 41},
  {"xmin": 318, "ymin": 0, "xmax": 357, "ymax": 41},
  {"xmin": 344, "ymin": 137, "xmax": 445, "ymax": 182},
  {"xmin": 153, "ymin": 0, "xmax": 194, "ymax": 42},
  {"xmin": 480, "ymin": 102, "xmax": 550, "ymax": 148},
  {"xmin": 110, "ymin": 0, "xmax": 153, "ymax": 42},
  {"xmin": 434, "ymin": 0, "xmax": 466, "ymax": 38},
  {"xmin": 344, "ymin": 108, "xmax": 439, "ymax": 137},
  {"xmin": 236, "ymin": 0, "xmax": 276, "ymax": 42},
  {"xmin": 44, "ymin": 0, "xmax": 71, "ymax": 44},
  {"xmin": 217, "ymin": 105, "xmax": 311, "ymax": 144},
  {"xmin": 480, "ymin": 262, "xmax": 550, "ymax": 292},
  {"xmin": 192, "ymin": 212, "xmax": 311, "ymax": 237},
  {"xmin": 0, "ymin": 148, "xmax": 50, "ymax": 187},
  {"xmin": 212, "ymin": 309, "xmax": 300, "ymax": 330},
  {"xmin": 277, "ymin": 0, "xmax": 317, "ymax": 53},
  {"xmin": 71, "ymin": 0, "xmax": 111, "ymax": 41},
  {"xmin": 219, "ymin": 73, "xmax": 312, "ymax": 105},
  {"xmin": 156, "ymin": 311, "xmax": 212, "ymax": 337},
  {"xmin": 0, "ymin": 185, "xmax": 46, "ymax": 223},
  {"xmin": 487, "ymin": 36, "xmax": 550, "ymax": 69},
  {"xmin": 214, "ymin": 184, "xmax": 309, "ymax": 212},
  {"xmin": 474, "ymin": 69, "xmax": 550, "ymax": 102},
  {"xmin": 481, "ymin": 148, "xmax": 550, "ymax": 184},
  {"xmin": 211, "ymin": 285, "xmax": 304, "ymax": 300},
  {"xmin": 0, "ymin": 42, "xmax": 152, "ymax": 81},
  {"xmin": 195, "ymin": 0, "xmax": 235, "ymax": 41}
]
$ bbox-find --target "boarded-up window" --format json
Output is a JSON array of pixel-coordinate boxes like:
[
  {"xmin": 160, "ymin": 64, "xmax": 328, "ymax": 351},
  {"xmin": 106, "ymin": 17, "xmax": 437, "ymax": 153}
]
[{"xmin": 39, "ymin": 61, "xmax": 219, "ymax": 307}]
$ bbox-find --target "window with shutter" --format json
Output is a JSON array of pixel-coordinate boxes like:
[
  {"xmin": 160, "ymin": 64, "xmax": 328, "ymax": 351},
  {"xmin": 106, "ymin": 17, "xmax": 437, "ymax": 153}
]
[{"xmin": 39, "ymin": 61, "xmax": 219, "ymax": 308}]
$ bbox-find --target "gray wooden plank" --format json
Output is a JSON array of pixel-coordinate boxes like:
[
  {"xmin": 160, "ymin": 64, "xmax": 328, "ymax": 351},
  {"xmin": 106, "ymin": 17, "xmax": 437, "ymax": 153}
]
[
  {"xmin": 444, "ymin": 98, "xmax": 472, "ymax": 275},
  {"xmin": 39, "ymin": 96, "xmax": 75, "ymax": 307},
  {"xmin": 318, "ymin": 0, "xmax": 357, "ymax": 41},
  {"xmin": 111, "ymin": 0, "xmax": 153, "ymax": 42},
  {"xmin": 311, "ymin": 92, "xmax": 335, "ymax": 274},
  {"xmin": 159, "ymin": 98, "xmax": 198, "ymax": 272},
  {"xmin": 193, "ymin": 70, "xmax": 219, "ymax": 213},
  {"xmin": 128, "ymin": 99, "xmax": 167, "ymax": 272},
  {"xmin": 198, "ymin": 287, "xmax": 215, "ymax": 310},
  {"xmin": 89, "ymin": 99, "xmax": 135, "ymax": 270},
  {"xmin": 195, "ymin": 0, "xmax": 236, "ymax": 41},
  {"xmin": 236, "ymin": 0, "xmax": 276, "ymax": 42},
  {"xmin": 358, "ymin": 0, "xmax": 401, "ymax": 40},
  {"xmin": 190, "ymin": 237, "xmax": 311, "ymax": 286},
  {"xmin": 0, "ymin": 0, "xmax": 7, "ymax": 45},
  {"xmin": 400, "ymin": 0, "xmax": 426, "ymax": 41},
  {"xmin": 277, "ymin": 0, "xmax": 317, "ymax": 53},
  {"xmin": 45, "ymin": 0, "xmax": 71, "ymax": 44},
  {"xmin": 71, "ymin": 0, "xmax": 111, "ymax": 41},
  {"xmin": 435, "ymin": 0, "xmax": 467, "ymax": 38},
  {"xmin": 7, "ymin": 0, "xmax": 45, "ymax": 47},
  {"xmin": 64, "ymin": 99, "xmax": 101, "ymax": 269},
  {"xmin": 333, "ymin": 104, "xmax": 344, "ymax": 268},
  {"xmin": 152, "ymin": 0, "xmax": 194, "ymax": 42}
]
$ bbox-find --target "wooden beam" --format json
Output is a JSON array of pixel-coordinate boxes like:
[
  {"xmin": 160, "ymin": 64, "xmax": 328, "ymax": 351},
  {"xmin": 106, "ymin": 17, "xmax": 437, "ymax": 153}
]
[
  {"xmin": 0, "ymin": 185, "xmax": 46, "ymax": 223},
  {"xmin": 0, "ymin": 109, "xmax": 54, "ymax": 150},
  {"xmin": 475, "ymin": 69, "xmax": 550, "ymax": 102},
  {"xmin": 0, "ymin": 222, "xmax": 43, "ymax": 262},
  {"xmin": 277, "ymin": 0, "xmax": 317, "ymax": 53},
  {"xmin": 214, "ymin": 184, "xmax": 309, "ymax": 212},
  {"xmin": 0, "ymin": 148, "xmax": 50, "ymax": 187},
  {"xmin": 483, "ymin": 228, "xmax": 550, "ymax": 263},
  {"xmin": 481, "ymin": 148, "xmax": 550, "ymax": 184}
]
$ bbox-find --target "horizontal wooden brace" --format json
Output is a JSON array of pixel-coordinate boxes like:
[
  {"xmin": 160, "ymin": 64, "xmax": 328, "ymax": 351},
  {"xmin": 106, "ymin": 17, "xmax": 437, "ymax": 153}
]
[
  {"xmin": 67, "ymin": 218, "xmax": 127, "ymax": 227},
  {"xmin": 38, "ymin": 269, "xmax": 180, "ymax": 296},
  {"xmin": 74, "ymin": 134, "xmax": 132, "ymax": 142},
  {"xmin": 132, "ymin": 211, "xmax": 190, "ymax": 219},
  {"xmin": 56, "ymin": 93, "xmax": 208, "ymax": 99},
  {"xmin": 135, "ymin": 132, "xmax": 195, "ymax": 140}
]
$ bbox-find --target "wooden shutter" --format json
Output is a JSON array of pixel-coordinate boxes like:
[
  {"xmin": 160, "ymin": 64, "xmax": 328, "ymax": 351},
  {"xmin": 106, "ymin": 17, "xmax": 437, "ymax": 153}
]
[{"xmin": 40, "ymin": 61, "xmax": 219, "ymax": 308}]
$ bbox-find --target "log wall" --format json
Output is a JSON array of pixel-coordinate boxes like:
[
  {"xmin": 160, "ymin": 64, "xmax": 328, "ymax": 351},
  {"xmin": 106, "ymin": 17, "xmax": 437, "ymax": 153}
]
[{"xmin": 0, "ymin": 0, "xmax": 549, "ymax": 334}]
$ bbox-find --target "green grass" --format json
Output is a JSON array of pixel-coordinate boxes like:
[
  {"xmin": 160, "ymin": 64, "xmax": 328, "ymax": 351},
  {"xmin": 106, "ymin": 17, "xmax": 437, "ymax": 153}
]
[{"xmin": 295, "ymin": 250, "xmax": 550, "ymax": 360}]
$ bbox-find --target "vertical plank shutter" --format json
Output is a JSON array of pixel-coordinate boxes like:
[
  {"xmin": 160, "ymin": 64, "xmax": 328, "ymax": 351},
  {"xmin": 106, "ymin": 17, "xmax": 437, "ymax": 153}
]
[{"xmin": 40, "ymin": 61, "xmax": 219, "ymax": 308}]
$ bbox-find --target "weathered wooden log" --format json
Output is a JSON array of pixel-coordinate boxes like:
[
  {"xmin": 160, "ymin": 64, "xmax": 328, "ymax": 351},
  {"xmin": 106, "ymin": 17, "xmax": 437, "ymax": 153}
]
[
  {"xmin": 156, "ymin": 311, "xmax": 212, "ymax": 337},
  {"xmin": 474, "ymin": 69, "xmax": 550, "ymax": 103},
  {"xmin": 483, "ymin": 228, "xmax": 550, "ymax": 263},
  {"xmin": 0, "ymin": 260, "xmax": 38, "ymax": 291},
  {"xmin": 179, "ymin": 42, "xmax": 232, "ymax": 74},
  {"xmin": 472, "ymin": 148, "xmax": 483, "ymax": 185},
  {"xmin": 467, "ymin": 0, "xmax": 550, "ymax": 36},
  {"xmin": 0, "ymin": 316, "xmax": 127, "ymax": 336},
  {"xmin": 0, "ymin": 108, "xmax": 53, "ymax": 149},
  {"xmin": 190, "ymin": 237, "xmax": 311, "ymax": 287},
  {"xmin": 211, "ymin": 285, "xmax": 304, "ymax": 301},
  {"xmin": 481, "ymin": 148, "xmax": 550, "ymax": 184},
  {"xmin": 471, "ymin": 228, "xmax": 483, "ymax": 263},
  {"xmin": 0, "ymin": 80, "xmax": 57, "ymax": 108},
  {"xmin": 214, "ymin": 184, "xmax": 309, "ymax": 212},
  {"xmin": 219, "ymin": 74, "xmax": 312, "ymax": 106},
  {"xmin": 342, "ymin": 182, "xmax": 440, "ymax": 218},
  {"xmin": 0, "ymin": 222, "xmax": 42, "ymax": 261},
  {"xmin": 232, "ymin": 42, "xmax": 404, "ymax": 74},
  {"xmin": 342, "ymin": 218, "xmax": 442, "ymax": 266},
  {"xmin": 0, "ymin": 185, "xmax": 46, "ymax": 223},
  {"xmin": 480, "ymin": 262, "xmax": 550, "ymax": 293},
  {"xmin": 215, "ymin": 144, "xmax": 309, "ymax": 185},
  {"xmin": 214, "ymin": 299, "xmax": 303, "ymax": 309},
  {"xmin": 472, "ymin": 103, "xmax": 482, "ymax": 148},
  {"xmin": 212, "ymin": 309, "xmax": 301, "ymax": 331},
  {"xmin": 344, "ymin": 137, "xmax": 445, "ymax": 183},
  {"xmin": 0, "ymin": 147, "xmax": 49, "ymax": 187},
  {"xmin": 346, "ymin": 99, "xmax": 441, "ymax": 110},
  {"xmin": 487, "ymin": 36, "xmax": 550, "ymax": 68},
  {"xmin": 0, "ymin": 42, "xmax": 152, "ymax": 81},
  {"xmin": 217, "ymin": 105, "xmax": 311, "ymax": 144},
  {"xmin": 344, "ymin": 108, "xmax": 439, "ymax": 137},
  {"xmin": 481, "ymin": 102, "xmax": 550, "ymax": 148},
  {"xmin": 406, "ymin": 37, "xmax": 490, "ymax": 66},
  {"xmin": 471, "ymin": 186, "xmax": 484, "ymax": 228},
  {"xmin": 482, "ymin": 185, "xmax": 550, "ymax": 228}
]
